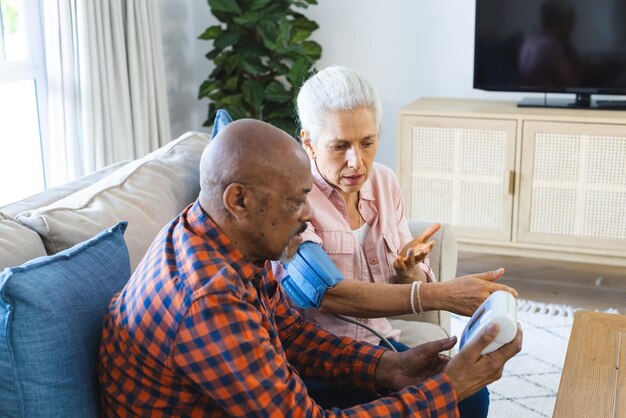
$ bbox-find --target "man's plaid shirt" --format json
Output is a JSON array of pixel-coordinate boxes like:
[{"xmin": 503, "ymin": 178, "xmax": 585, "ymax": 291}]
[{"xmin": 98, "ymin": 200, "xmax": 458, "ymax": 417}]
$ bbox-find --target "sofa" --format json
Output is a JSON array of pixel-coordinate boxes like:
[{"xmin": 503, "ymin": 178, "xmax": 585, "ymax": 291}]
[{"xmin": 0, "ymin": 130, "xmax": 457, "ymax": 417}]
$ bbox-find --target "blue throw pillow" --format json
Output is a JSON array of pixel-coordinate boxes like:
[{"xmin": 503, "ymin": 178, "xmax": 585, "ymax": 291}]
[
  {"xmin": 0, "ymin": 222, "xmax": 130, "ymax": 418},
  {"xmin": 210, "ymin": 108, "xmax": 233, "ymax": 139}
]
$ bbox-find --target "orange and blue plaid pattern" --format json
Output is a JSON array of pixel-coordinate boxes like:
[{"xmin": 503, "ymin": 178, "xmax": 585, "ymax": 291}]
[{"xmin": 97, "ymin": 200, "xmax": 458, "ymax": 417}]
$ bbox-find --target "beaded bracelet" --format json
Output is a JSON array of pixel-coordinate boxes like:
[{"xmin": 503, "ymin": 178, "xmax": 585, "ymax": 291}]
[{"xmin": 410, "ymin": 280, "xmax": 424, "ymax": 316}]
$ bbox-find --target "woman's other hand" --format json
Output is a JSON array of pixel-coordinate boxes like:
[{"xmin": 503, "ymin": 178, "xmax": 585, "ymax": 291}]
[
  {"xmin": 435, "ymin": 269, "xmax": 518, "ymax": 317},
  {"xmin": 393, "ymin": 223, "xmax": 441, "ymax": 283}
]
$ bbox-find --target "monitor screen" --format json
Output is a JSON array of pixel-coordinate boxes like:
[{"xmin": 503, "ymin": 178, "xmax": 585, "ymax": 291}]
[{"xmin": 474, "ymin": 0, "xmax": 626, "ymax": 96}]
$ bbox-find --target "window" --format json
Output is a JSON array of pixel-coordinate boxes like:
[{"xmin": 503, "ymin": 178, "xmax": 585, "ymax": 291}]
[{"xmin": 0, "ymin": 0, "xmax": 46, "ymax": 207}]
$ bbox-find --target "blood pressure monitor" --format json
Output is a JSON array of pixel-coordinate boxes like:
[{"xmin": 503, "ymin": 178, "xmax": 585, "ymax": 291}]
[{"xmin": 459, "ymin": 290, "xmax": 517, "ymax": 355}]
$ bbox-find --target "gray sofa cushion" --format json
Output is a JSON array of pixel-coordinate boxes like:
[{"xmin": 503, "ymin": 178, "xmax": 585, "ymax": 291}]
[
  {"xmin": 0, "ymin": 213, "xmax": 47, "ymax": 270},
  {"xmin": 17, "ymin": 131, "xmax": 210, "ymax": 271},
  {"xmin": 0, "ymin": 160, "xmax": 130, "ymax": 218}
]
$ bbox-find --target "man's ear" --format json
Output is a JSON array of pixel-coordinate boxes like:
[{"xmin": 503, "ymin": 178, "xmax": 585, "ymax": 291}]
[
  {"xmin": 301, "ymin": 130, "xmax": 315, "ymax": 159},
  {"xmin": 222, "ymin": 183, "xmax": 249, "ymax": 220}
]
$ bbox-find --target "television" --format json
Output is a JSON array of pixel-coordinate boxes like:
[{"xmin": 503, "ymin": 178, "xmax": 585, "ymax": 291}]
[{"xmin": 474, "ymin": 0, "xmax": 626, "ymax": 109}]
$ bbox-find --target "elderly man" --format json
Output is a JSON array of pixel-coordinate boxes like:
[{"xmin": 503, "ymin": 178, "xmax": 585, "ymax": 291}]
[{"xmin": 97, "ymin": 119, "xmax": 522, "ymax": 417}]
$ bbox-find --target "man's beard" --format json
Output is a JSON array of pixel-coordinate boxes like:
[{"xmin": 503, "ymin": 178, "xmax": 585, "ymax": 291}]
[
  {"xmin": 279, "ymin": 223, "xmax": 307, "ymax": 264},
  {"xmin": 278, "ymin": 245, "xmax": 293, "ymax": 265}
]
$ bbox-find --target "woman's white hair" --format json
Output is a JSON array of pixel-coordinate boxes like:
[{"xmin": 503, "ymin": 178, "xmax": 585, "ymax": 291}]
[{"xmin": 296, "ymin": 66, "xmax": 382, "ymax": 142}]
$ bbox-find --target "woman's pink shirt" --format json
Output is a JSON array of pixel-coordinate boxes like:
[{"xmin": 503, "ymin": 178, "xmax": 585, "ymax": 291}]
[{"xmin": 273, "ymin": 161, "xmax": 434, "ymax": 344}]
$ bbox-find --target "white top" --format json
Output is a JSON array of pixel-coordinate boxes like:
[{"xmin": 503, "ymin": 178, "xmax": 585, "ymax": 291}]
[{"xmin": 352, "ymin": 222, "xmax": 371, "ymax": 247}]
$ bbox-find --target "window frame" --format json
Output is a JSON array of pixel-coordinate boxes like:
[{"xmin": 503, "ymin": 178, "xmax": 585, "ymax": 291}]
[{"xmin": 0, "ymin": 0, "xmax": 48, "ymax": 189}]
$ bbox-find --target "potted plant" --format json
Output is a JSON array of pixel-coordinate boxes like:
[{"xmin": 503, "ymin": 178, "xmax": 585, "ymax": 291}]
[{"xmin": 199, "ymin": 0, "xmax": 321, "ymax": 137}]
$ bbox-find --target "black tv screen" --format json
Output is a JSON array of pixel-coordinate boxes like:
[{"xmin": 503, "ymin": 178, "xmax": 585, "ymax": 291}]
[{"xmin": 474, "ymin": 0, "xmax": 626, "ymax": 107}]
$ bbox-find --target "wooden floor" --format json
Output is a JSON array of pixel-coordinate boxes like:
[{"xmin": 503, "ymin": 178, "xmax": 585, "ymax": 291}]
[{"xmin": 457, "ymin": 251, "xmax": 626, "ymax": 314}]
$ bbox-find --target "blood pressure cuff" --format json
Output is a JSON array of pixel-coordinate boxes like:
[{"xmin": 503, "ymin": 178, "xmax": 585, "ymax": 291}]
[{"xmin": 281, "ymin": 241, "xmax": 344, "ymax": 309}]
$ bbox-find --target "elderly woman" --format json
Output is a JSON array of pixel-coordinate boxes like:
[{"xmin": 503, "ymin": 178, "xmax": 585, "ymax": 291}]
[{"xmin": 274, "ymin": 66, "xmax": 511, "ymax": 416}]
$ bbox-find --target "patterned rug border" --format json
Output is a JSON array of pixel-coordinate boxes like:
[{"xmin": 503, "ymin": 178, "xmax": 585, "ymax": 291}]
[{"xmin": 516, "ymin": 298, "xmax": 619, "ymax": 317}]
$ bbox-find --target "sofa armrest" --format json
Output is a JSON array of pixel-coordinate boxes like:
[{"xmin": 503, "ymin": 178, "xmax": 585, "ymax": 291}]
[
  {"xmin": 409, "ymin": 220, "xmax": 458, "ymax": 284},
  {"xmin": 389, "ymin": 220, "xmax": 458, "ymax": 337}
]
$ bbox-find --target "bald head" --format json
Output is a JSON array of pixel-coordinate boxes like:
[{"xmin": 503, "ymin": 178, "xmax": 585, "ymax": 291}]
[
  {"xmin": 199, "ymin": 119, "xmax": 310, "ymax": 214},
  {"xmin": 197, "ymin": 119, "xmax": 313, "ymax": 262}
]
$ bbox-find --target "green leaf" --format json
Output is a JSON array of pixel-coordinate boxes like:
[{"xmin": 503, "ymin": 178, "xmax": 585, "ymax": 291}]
[
  {"xmin": 260, "ymin": 3, "xmax": 290, "ymax": 21},
  {"xmin": 264, "ymin": 106, "xmax": 295, "ymax": 119},
  {"xmin": 224, "ymin": 75, "xmax": 239, "ymax": 91},
  {"xmin": 288, "ymin": 58, "xmax": 310, "ymax": 87},
  {"xmin": 242, "ymin": 80, "xmax": 265, "ymax": 116},
  {"xmin": 226, "ymin": 104, "xmax": 249, "ymax": 120},
  {"xmin": 239, "ymin": 46, "xmax": 264, "ymax": 60},
  {"xmin": 265, "ymin": 81, "xmax": 291, "ymax": 103},
  {"xmin": 205, "ymin": 48, "xmax": 221, "ymax": 60},
  {"xmin": 262, "ymin": 38, "xmax": 280, "ymax": 53},
  {"xmin": 250, "ymin": 0, "xmax": 274, "ymax": 11},
  {"xmin": 283, "ymin": 43, "xmax": 305, "ymax": 59},
  {"xmin": 277, "ymin": 18, "xmax": 291, "ymax": 47},
  {"xmin": 293, "ymin": 0, "xmax": 318, "ymax": 7},
  {"xmin": 208, "ymin": 90, "xmax": 227, "ymax": 102},
  {"xmin": 198, "ymin": 25, "xmax": 223, "ymax": 40},
  {"xmin": 218, "ymin": 93, "xmax": 243, "ymax": 106},
  {"xmin": 291, "ymin": 28, "xmax": 313, "ymax": 43},
  {"xmin": 257, "ymin": 21, "xmax": 277, "ymax": 43},
  {"xmin": 199, "ymin": 80, "xmax": 212, "ymax": 98},
  {"xmin": 233, "ymin": 11, "xmax": 264, "ymax": 26},
  {"xmin": 212, "ymin": 50, "xmax": 230, "ymax": 66},
  {"xmin": 290, "ymin": 17, "xmax": 318, "ymax": 32},
  {"xmin": 208, "ymin": 0, "xmax": 242, "ymax": 14},
  {"xmin": 241, "ymin": 60, "xmax": 264, "ymax": 75},
  {"xmin": 210, "ymin": 65, "xmax": 225, "ymax": 81},
  {"xmin": 198, "ymin": 79, "xmax": 221, "ymax": 98},
  {"xmin": 214, "ymin": 31, "xmax": 240, "ymax": 49},
  {"xmin": 267, "ymin": 61, "xmax": 290, "ymax": 76},
  {"xmin": 224, "ymin": 54, "xmax": 243, "ymax": 74},
  {"xmin": 301, "ymin": 41, "xmax": 322, "ymax": 60}
]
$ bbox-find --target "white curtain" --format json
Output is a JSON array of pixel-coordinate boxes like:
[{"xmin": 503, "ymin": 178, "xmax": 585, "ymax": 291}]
[{"xmin": 43, "ymin": 0, "xmax": 171, "ymax": 187}]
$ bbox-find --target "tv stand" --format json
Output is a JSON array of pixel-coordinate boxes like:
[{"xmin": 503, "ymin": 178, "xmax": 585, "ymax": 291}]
[
  {"xmin": 398, "ymin": 97, "xmax": 626, "ymax": 267},
  {"xmin": 574, "ymin": 92, "xmax": 593, "ymax": 107},
  {"xmin": 518, "ymin": 93, "xmax": 626, "ymax": 110},
  {"xmin": 595, "ymin": 99, "xmax": 626, "ymax": 109}
]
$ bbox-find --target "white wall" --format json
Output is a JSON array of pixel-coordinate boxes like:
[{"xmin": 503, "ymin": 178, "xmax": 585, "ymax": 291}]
[{"xmin": 158, "ymin": 0, "xmax": 217, "ymax": 138}]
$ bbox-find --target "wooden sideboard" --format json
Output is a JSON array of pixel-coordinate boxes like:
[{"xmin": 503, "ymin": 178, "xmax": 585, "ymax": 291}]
[{"xmin": 397, "ymin": 97, "xmax": 626, "ymax": 267}]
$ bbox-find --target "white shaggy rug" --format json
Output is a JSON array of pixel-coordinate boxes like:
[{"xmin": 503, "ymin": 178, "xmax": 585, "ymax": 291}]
[{"xmin": 450, "ymin": 300, "xmax": 619, "ymax": 418}]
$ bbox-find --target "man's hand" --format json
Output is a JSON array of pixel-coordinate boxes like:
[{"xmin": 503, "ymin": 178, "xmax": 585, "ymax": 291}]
[
  {"xmin": 434, "ymin": 269, "xmax": 518, "ymax": 316},
  {"xmin": 445, "ymin": 323, "xmax": 523, "ymax": 400},
  {"xmin": 375, "ymin": 336, "xmax": 456, "ymax": 392},
  {"xmin": 393, "ymin": 223, "xmax": 441, "ymax": 283}
]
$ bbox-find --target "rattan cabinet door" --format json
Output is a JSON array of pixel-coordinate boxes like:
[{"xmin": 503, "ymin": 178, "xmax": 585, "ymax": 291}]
[
  {"xmin": 518, "ymin": 121, "xmax": 626, "ymax": 253},
  {"xmin": 398, "ymin": 115, "xmax": 517, "ymax": 241}
]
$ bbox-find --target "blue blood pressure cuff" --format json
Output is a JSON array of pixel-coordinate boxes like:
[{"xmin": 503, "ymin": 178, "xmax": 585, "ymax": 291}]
[{"xmin": 281, "ymin": 242, "xmax": 344, "ymax": 309}]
